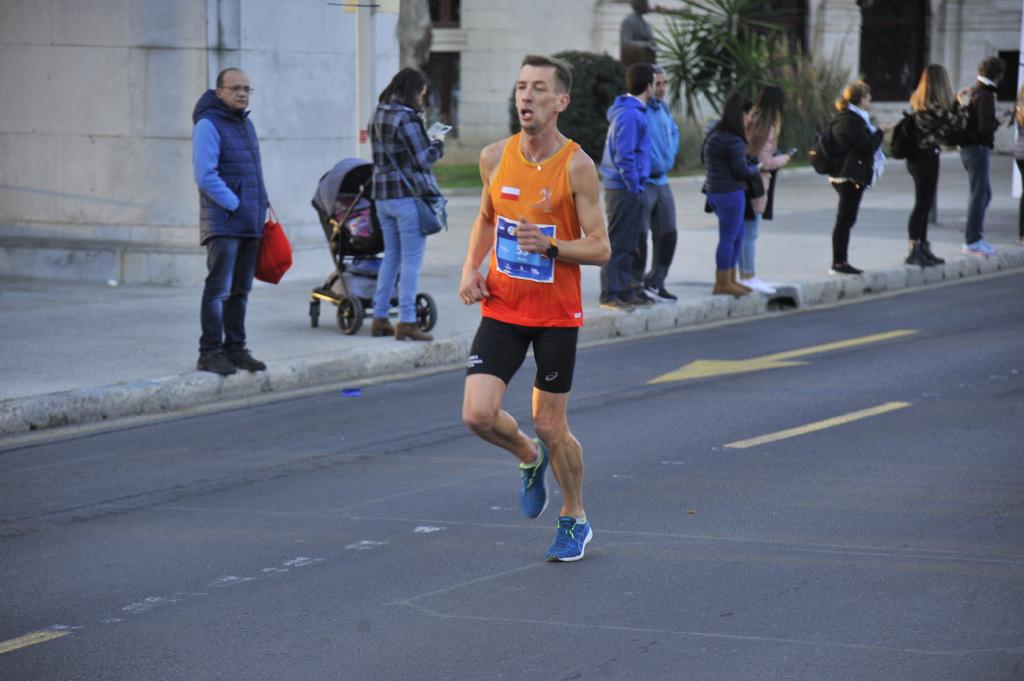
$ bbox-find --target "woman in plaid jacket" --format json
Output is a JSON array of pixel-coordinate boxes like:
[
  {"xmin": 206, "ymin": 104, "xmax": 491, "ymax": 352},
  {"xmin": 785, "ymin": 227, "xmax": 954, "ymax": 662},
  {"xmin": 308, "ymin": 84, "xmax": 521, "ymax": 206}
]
[{"xmin": 369, "ymin": 68, "xmax": 445, "ymax": 341}]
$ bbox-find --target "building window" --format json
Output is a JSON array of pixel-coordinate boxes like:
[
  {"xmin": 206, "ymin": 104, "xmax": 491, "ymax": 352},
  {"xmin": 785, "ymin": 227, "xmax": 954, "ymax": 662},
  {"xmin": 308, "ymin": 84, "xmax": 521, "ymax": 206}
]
[
  {"xmin": 749, "ymin": 0, "xmax": 808, "ymax": 54},
  {"xmin": 997, "ymin": 50, "xmax": 1020, "ymax": 101},
  {"xmin": 858, "ymin": 0, "xmax": 928, "ymax": 101},
  {"xmin": 429, "ymin": 0, "xmax": 460, "ymax": 28},
  {"xmin": 425, "ymin": 52, "xmax": 460, "ymax": 136}
]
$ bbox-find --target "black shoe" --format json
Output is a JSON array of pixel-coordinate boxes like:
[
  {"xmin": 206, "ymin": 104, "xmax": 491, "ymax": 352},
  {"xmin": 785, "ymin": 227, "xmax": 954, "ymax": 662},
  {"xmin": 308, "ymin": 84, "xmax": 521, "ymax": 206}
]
[
  {"xmin": 197, "ymin": 350, "xmax": 237, "ymax": 376},
  {"xmin": 905, "ymin": 242, "xmax": 934, "ymax": 267},
  {"xmin": 652, "ymin": 286, "xmax": 677, "ymax": 301},
  {"xmin": 828, "ymin": 262, "xmax": 863, "ymax": 275},
  {"xmin": 225, "ymin": 347, "xmax": 267, "ymax": 372},
  {"xmin": 920, "ymin": 241, "xmax": 944, "ymax": 265},
  {"xmin": 599, "ymin": 297, "xmax": 634, "ymax": 312},
  {"xmin": 629, "ymin": 291, "xmax": 655, "ymax": 307}
]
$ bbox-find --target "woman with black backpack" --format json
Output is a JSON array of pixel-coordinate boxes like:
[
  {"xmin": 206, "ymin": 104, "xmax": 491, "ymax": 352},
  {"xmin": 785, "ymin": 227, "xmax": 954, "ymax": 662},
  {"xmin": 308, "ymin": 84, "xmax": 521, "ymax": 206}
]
[
  {"xmin": 902, "ymin": 64, "xmax": 968, "ymax": 267},
  {"xmin": 827, "ymin": 80, "xmax": 885, "ymax": 275}
]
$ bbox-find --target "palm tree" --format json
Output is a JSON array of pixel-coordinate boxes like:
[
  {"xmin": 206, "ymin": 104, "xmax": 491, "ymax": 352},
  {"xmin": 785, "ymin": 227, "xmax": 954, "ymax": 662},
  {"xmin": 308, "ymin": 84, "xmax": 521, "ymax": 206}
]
[{"xmin": 656, "ymin": 0, "xmax": 790, "ymax": 119}]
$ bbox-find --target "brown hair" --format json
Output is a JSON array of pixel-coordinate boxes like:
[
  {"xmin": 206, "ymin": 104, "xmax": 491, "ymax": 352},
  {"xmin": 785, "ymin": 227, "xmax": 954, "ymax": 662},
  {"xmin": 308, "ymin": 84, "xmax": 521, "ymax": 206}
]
[
  {"xmin": 909, "ymin": 64, "xmax": 954, "ymax": 112},
  {"xmin": 979, "ymin": 56, "xmax": 1006, "ymax": 82},
  {"xmin": 835, "ymin": 80, "xmax": 871, "ymax": 111},
  {"xmin": 747, "ymin": 85, "xmax": 785, "ymax": 153},
  {"xmin": 521, "ymin": 54, "xmax": 573, "ymax": 94}
]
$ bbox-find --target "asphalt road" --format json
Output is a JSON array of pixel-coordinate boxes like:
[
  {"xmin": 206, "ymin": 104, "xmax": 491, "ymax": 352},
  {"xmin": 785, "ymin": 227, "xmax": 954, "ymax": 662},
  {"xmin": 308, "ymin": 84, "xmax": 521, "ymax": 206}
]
[{"xmin": 2, "ymin": 272, "xmax": 1023, "ymax": 681}]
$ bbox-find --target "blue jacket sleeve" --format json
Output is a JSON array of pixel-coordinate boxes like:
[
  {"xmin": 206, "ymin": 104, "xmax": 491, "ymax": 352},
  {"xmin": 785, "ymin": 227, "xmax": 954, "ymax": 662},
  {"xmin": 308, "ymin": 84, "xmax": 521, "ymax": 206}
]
[
  {"xmin": 668, "ymin": 111, "xmax": 680, "ymax": 160},
  {"xmin": 610, "ymin": 110, "xmax": 643, "ymax": 193},
  {"xmin": 192, "ymin": 119, "xmax": 240, "ymax": 212},
  {"xmin": 727, "ymin": 136, "xmax": 759, "ymax": 181}
]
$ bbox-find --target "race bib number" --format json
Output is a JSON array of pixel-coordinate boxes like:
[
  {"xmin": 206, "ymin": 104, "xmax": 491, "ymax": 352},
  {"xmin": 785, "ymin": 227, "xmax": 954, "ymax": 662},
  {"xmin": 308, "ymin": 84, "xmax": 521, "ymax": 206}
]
[{"xmin": 495, "ymin": 215, "xmax": 556, "ymax": 283}]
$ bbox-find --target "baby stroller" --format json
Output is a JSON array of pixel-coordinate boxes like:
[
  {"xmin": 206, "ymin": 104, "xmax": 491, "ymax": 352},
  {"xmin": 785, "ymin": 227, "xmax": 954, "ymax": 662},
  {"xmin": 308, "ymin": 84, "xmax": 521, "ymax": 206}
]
[{"xmin": 309, "ymin": 158, "xmax": 437, "ymax": 335}]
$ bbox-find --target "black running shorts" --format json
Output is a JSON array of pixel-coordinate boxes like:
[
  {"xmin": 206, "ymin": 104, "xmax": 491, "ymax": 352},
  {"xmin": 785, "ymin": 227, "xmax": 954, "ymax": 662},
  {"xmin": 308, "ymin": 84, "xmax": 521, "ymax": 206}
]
[{"xmin": 466, "ymin": 317, "xmax": 579, "ymax": 394}]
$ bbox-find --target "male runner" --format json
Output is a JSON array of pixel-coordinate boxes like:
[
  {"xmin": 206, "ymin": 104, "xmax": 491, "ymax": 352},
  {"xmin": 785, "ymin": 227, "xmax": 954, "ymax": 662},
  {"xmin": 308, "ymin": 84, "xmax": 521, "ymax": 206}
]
[{"xmin": 459, "ymin": 54, "xmax": 611, "ymax": 562}]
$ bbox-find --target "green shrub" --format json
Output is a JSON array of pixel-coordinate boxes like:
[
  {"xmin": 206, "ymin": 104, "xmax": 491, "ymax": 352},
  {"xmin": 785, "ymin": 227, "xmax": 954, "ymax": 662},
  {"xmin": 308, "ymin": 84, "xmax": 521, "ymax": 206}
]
[
  {"xmin": 776, "ymin": 49, "xmax": 851, "ymax": 157},
  {"xmin": 509, "ymin": 50, "xmax": 624, "ymax": 164}
]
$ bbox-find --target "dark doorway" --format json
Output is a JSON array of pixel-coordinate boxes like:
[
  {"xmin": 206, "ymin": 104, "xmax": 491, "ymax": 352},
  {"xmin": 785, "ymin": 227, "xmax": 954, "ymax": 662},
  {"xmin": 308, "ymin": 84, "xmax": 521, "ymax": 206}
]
[
  {"xmin": 425, "ymin": 52, "xmax": 460, "ymax": 136},
  {"xmin": 858, "ymin": 0, "xmax": 929, "ymax": 101}
]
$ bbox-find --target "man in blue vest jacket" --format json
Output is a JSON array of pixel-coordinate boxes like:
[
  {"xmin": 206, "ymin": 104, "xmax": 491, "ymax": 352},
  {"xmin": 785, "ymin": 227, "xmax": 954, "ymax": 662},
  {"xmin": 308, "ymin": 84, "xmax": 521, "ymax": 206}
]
[{"xmin": 192, "ymin": 68, "xmax": 269, "ymax": 375}]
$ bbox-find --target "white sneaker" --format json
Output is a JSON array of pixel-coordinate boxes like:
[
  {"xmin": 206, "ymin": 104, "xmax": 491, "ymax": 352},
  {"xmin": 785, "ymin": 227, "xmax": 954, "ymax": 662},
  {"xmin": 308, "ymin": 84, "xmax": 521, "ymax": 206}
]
[{"xmin": 738, "ymin": 276, "xmax": 776, "ymax": 294}]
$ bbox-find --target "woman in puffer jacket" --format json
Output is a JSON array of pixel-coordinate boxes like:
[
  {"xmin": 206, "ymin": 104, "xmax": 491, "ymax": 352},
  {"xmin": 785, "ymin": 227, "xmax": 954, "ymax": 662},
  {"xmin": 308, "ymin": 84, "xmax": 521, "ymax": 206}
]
[{"xmin": 702, "ymin": 92, "xmax": 762, "ymax": 297}]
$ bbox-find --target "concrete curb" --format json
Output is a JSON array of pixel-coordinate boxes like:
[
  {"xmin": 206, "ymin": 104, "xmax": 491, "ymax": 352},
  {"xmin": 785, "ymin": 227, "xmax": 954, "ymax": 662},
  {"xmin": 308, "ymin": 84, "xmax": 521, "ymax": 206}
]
[{"xmin": 2, "ymin": 250, "xmax": 1022, "ymax": 437}]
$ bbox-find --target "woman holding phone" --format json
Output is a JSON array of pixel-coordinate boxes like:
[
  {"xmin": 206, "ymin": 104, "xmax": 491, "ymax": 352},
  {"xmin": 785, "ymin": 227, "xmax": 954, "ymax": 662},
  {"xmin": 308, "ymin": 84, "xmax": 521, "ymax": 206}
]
[{"xmin": 741, "ymin": 85, "xmax": 793, "ymax": 293}]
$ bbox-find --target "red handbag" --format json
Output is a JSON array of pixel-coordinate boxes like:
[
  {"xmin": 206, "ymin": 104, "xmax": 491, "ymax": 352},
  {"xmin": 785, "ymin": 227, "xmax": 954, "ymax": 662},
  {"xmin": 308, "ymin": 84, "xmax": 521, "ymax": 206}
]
[{"xmin": 255, "ymin": 206, "xmax": 292, "ymax": 284}]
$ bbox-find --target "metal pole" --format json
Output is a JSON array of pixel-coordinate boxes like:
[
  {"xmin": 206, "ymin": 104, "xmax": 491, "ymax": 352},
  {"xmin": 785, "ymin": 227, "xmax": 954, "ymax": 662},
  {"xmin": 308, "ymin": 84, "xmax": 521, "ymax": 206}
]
[
  {"xmin": 355, "ymin": 3, "xmax": 375, "ymax": 160},
  {"xmin": 1013, "ymin": 0, "xmax": 1024, "ymax": 199}
]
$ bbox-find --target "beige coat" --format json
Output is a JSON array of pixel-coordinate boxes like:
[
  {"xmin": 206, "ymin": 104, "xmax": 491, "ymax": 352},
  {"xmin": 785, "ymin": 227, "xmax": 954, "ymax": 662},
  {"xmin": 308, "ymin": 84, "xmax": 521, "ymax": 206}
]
[{"xmin": 746, "ymin": 126, "xmax": 789, "ymax": 215}]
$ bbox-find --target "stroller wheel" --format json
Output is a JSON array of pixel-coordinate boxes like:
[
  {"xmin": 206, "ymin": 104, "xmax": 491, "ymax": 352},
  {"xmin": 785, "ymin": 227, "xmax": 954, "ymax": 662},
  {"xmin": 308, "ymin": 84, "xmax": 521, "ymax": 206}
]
[
  {"xmin": 337, "ymin": 296, "xmax": 364, "ymax": 335},
  {"xmin": 415, "ymin": 293, "xmax": 437, "ymax": 332}
]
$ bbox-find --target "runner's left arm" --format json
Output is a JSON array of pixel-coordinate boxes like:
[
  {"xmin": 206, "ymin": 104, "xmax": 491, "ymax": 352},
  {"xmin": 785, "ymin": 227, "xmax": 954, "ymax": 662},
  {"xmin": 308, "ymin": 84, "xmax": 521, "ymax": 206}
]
[{"xmin": 518, "ymin": 149, "xmax": 610, "ymax": 266}]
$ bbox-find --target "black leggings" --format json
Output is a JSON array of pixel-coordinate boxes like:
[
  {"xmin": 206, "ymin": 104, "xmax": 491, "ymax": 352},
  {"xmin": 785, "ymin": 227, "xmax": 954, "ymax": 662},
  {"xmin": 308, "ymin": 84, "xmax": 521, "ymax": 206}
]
[
  {"xmin": 831, "ymin": 182, "xmax": 865, "ymax": 264},
  {"xmin": 907, "ymin": 147, "xmax": 940, "ymax": 242},
  {"xmin": 1018, "ymin": 159, "xmax": 1024, "ymax": 239}
]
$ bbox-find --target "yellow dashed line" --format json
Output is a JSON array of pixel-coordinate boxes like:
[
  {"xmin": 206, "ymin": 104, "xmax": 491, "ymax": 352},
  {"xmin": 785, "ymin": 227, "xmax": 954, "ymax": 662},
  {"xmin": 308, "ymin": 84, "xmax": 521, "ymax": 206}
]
[
  {"xmin": 725, "ymin": 402, "xmax": 912, "ymax": 449},
  {"xmin": 0, "ymin": 630, "xmax": 70, "ymax": 655}
]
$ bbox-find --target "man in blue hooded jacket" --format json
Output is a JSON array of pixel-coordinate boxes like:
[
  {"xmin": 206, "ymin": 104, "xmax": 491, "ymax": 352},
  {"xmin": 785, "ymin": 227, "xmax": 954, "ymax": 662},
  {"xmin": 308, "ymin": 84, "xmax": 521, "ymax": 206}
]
[
  {"xmin": 598, "ymin": 62, "xmax": 655, "ymax": 311},
  {"xmin": 191, "ymin": 68, "xmax": 269, "ymax": 376},
  {"xmin": 634, "ymin": 65, "xmax": 679, "ymax": 301}
]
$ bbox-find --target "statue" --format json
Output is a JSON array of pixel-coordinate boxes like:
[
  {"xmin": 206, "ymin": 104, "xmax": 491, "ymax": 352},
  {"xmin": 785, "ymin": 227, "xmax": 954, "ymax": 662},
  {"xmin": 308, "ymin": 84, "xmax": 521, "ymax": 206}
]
[{"xmin": 620, "ymin": 0, "xmax": 657, "ymax": 67}]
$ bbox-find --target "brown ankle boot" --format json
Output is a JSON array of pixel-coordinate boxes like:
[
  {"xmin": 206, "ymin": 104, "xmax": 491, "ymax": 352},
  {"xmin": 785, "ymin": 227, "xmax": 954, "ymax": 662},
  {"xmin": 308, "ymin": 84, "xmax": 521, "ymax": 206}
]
[
  {"xmin": 730, "ymin": 267, "xmax": 752, "ymax": 292},
  {"xmin": 370, "ymin": 318, "xmax": 395, "ymax": 337},
  {"xmin": 395, "ymin": 322, "xmax": 432, "ymax": 341},
  {"xmin": 712, "ymin": 269, "xmax": 749, "ymax": 297}
]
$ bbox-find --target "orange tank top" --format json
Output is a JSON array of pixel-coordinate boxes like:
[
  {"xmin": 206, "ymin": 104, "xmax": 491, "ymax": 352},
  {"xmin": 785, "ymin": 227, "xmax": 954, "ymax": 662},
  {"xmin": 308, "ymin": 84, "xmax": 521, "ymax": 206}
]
[{"xmin": 481, "ymin": 133, "xmax": 583, "ymax": 327}]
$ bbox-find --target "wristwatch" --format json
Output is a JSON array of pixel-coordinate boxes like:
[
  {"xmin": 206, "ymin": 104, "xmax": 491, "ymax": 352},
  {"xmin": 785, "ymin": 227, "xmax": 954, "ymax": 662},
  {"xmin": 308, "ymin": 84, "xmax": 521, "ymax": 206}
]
[{"xmin": 544, "ymin": 237, "xmax": 559, "ymax": 260}]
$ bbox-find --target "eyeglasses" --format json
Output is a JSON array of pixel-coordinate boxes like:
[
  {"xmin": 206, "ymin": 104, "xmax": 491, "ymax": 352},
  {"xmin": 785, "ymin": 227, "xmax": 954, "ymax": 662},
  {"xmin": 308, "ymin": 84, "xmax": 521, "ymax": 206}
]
[{"xmin": 221, "ymin": 85, "xmax": 254, "ymax": 94}]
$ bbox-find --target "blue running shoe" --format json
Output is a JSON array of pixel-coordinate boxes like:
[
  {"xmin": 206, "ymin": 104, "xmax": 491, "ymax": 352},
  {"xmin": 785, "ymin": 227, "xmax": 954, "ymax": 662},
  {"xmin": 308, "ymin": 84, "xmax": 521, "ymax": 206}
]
[
  {"xmin": 518, "ymin": 438, "xmax": 548, "ymax": 518},
  {"xmin": 546, "ymin": 516, "xmax": 593, "ymax": 562}
]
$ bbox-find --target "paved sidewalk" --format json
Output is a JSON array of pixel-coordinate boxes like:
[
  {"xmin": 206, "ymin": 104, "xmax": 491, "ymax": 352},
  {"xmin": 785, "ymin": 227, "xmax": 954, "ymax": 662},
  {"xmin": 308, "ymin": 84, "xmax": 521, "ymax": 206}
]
[{"xmin": 2, "ymin": 155, "xmax": 1021, "ymax": 436}]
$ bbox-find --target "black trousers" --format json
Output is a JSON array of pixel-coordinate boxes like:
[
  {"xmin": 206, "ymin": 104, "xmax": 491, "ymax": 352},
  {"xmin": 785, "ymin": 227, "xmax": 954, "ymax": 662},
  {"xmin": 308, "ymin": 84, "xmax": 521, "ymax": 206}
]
[
  {"xmin": 831, "ymin": 182, "xmax": 865, "ymax": 264},
  {"xmin": 906, "ymin": 147, "xmax": 940, "ymax": 242}
]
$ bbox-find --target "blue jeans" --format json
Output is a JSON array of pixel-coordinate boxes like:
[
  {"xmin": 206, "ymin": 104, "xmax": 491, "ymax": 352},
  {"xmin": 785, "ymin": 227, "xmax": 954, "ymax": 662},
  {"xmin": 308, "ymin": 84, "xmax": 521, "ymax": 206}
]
[
  {"xmin": 199, "ymin": 236, "xmax": 260, "ymax": 354},
  {"xmin": 739, "ymin": 213, "xmax": 761, "ymax": 275},
  {"xmin": 707, "ymin": 190, "xmax": 745, "ymax": 270},
  {"xmin": 960, "ymin": 145, "xmax": 991, "ymax": 244},
  {"xmin": 600, "ymin": 188, "xmax": 644, "ymax": 301},
  {"xmin": 373, "ymin": 197, "xmax": 427, "ymax": 323}
]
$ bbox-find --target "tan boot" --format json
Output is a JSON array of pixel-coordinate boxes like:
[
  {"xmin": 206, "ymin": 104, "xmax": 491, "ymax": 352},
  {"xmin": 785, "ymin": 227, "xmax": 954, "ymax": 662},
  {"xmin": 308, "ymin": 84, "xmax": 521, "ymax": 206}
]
[
  {"xmin": 730, "ymin": 267, "xmax": 752, "ymax": 292},
  {"xmin": 395, "ymin": 321, "xmax": 433, "ymax": 341},
  {"xmin": 712, "ymin": 269, "xmax": 749, "ymax": 297},
  {"xmin": 370, "ymin": 318, "xmax": 395, "ymax": 337}
]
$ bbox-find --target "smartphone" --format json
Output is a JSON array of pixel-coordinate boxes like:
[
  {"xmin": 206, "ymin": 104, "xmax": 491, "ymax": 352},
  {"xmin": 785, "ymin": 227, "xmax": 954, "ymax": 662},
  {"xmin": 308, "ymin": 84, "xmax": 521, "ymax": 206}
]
[{"xmin": 785, "ymin": 147, "xmax": 798, "ymax": 157}]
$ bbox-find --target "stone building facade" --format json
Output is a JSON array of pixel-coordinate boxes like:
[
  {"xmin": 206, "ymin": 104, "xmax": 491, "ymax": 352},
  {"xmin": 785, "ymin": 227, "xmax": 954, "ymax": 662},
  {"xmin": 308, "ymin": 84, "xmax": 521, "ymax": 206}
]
[
  {"xmin": 0, "ymin": 0, "xmax": 399, "ymax": 283},
  {"xmin": 0, "ymin": 0, "xmax": 1019, "ymax": 283}
]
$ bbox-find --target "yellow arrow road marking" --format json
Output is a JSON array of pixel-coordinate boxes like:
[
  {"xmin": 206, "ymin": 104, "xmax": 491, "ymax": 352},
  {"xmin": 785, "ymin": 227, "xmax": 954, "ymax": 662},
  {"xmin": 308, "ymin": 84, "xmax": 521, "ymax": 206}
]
[
  {"xmin": 649, "ymin": 329, "xmax": 918, "ymax": 384},
  {"xmin": 0, "ymin": 629, "xmax": 70, "ymax": 655},
  {"xmin": 724, "ymin": 401, "xmax": 912, "ymax": 449}
]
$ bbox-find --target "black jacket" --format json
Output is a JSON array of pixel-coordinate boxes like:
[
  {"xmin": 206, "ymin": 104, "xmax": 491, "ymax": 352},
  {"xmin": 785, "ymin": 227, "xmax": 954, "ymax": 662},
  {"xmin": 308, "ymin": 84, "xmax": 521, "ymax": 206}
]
[
  {"xmin": 961, "ymin": 80, "xmax": 999, "ymax": 148},
  {"xmin": 829, "ymin": 109, "xmax": 884, "ymax": 186}
]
